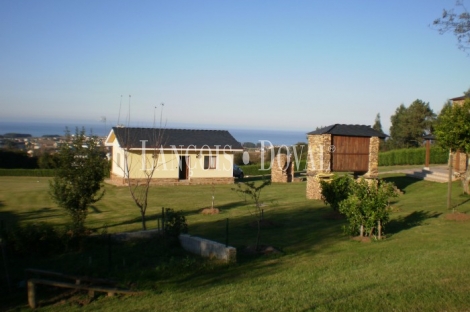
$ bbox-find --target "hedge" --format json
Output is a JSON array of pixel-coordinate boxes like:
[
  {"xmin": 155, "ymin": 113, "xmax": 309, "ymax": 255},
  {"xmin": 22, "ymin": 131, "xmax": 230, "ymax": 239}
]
[
  {"xmin": 0, "ymin": 169, "xmax": 55, "ymax": 177},
  {"xmin": 378, "ymin": 147, "xmax": 448, "ymax": 166},
  {"xmin": 239, "ymin": 159, "xmax": 308, "ymax": 176}
]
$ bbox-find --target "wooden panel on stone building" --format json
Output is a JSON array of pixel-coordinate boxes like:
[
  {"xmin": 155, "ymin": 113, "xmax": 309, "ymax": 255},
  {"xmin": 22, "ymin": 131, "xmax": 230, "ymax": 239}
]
[{"xmin": 331, "ymin": 135, "xmax": 369, "ymax": 172}]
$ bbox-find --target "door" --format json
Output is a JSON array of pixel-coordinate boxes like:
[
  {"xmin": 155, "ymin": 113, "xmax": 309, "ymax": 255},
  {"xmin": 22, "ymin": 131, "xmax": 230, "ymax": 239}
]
[{"xmin": 179, "ymin": 156, "xmax": 189, "ymax": 180}]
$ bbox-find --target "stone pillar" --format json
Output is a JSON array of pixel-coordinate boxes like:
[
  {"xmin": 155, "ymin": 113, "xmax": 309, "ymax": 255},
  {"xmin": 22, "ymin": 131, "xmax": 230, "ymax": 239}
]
[
  {"xmin": 364, "ymin": 136, "xmax": 379, "ymax": 179},
  {"xmin": 453, "ymin": 151, "xmax": 467, "ymax": 173},
  {"xmin": 306, "ymin": 134, "xmax": 332, "ymax": 199},
  {"xmin": 271, "ymin": 154, "xmax": 294, "ymax": 183}
]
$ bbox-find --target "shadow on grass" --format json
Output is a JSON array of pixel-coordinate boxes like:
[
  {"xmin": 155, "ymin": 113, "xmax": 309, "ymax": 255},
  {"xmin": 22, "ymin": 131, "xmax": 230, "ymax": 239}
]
[
  {"xmin": 381, "ymin": 175, "xmax": 421, "ymax": 193},
  {"xmin": 387, "ymin": 210, "xmax": 441, "ymax": 235}
]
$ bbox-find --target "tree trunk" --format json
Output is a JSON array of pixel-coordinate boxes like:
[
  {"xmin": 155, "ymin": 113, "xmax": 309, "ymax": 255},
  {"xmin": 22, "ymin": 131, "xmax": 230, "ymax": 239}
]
[
  {"xmin": 141, "ymin": 211, "xmax": 147, "ymax": 231},
  {"xmin": 448, "ymin": 151, "xmax": 453, "ymax": 210},
  {"xmin": 378, "ymin": 220, "xmax": 382, "ymax": 240},
  {"xmin": 360, "ymin": 224, "xmax": 364, "ymax": 237},
  {"xmin": 464, "ymin": 154, "xmax": 470, "ymax": 194}
]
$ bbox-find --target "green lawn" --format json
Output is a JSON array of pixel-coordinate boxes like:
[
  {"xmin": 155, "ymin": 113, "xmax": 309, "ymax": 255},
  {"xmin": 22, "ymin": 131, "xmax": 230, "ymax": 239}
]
[{"xmin": 1, "ymin": 174, "xmax": 470, "ymax": 311}]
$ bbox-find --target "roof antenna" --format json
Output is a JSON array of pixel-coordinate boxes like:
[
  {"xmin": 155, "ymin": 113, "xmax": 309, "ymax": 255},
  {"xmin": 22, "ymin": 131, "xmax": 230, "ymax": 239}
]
[
  {"xmin": 160, "ymin": 102, "xmax": 164, "ymax": 128},
  {"xmin": 127, "ymin": 95, "xmax": 131, "ymax": 127},
  {"xmin": 153, "ymin": 105, "xmax": 157, "ymax": 128},
  {"xmin": 117, "ymin": 95, "xmax": 122, "ymax": 126}
]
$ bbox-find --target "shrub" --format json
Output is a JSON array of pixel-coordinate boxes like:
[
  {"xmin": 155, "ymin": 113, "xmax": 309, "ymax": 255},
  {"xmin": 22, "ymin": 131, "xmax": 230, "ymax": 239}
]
[
  {"xmin": 163, "ymin": 208, "xmax": 188, "ymax": 240},
  {"xmin": 1, "ymin": 223, "xmax": 73, "ymax": 256},
  {"xmin": 320, "ymin": 175, "xmax": 354, "ymax": 212},
  {"xmin": 339, "ymin": 179, "xmax": 398, "ymax": 238}
]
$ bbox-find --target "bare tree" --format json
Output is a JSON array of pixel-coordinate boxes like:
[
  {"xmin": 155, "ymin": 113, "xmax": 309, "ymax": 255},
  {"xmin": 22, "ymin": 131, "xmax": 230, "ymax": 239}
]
[
  {"xmin": 115, "ymin": 101, "xmax": 166, "ymax": 230},
  {"xmin": 433, "ymin": 0, "xmax": 470, "ymax": 53}
]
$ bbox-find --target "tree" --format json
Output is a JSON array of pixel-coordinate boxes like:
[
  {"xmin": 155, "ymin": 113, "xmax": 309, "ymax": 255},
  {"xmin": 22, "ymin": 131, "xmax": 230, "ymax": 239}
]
[
  {"xmin": 116, "ymin": 103, "xmax": 167, "ymax": 231},
  {"xmin": 434, "ymin": 98, "xmax": 470, "ymax": 194},
  {"xmin": 118, "ymin": 126, "xmax": 165, "ymax": 231},
  {"xmin": 389, "ymin": 100, "xmax": 436, "ymax": 149},
  {"xmin": 232, "ymin": 178, "xmax": 271, "ymax": 251},
  {"xmin": 372, "ymin": 113, "xmax": 384, "ymax": 134},
  {"xmin": 433, "ymin": 0, "xmax": 470, "ymax": 53},
  {"xmin": 49, "ymin": 128, "xmax": 108, "ymax": 234}
]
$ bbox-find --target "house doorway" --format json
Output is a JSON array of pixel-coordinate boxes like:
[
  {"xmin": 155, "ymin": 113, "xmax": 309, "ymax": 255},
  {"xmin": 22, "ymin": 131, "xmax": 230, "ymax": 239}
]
[{"xmin": 179, "ymin": 156, "xmax": 189, "ymax": 180}]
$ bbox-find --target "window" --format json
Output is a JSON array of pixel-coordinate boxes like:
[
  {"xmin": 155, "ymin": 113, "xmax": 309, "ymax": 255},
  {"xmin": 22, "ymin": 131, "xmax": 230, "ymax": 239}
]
[{"xmin": 204, "ymin": 156, "xmax": 216, "ymax": 169}]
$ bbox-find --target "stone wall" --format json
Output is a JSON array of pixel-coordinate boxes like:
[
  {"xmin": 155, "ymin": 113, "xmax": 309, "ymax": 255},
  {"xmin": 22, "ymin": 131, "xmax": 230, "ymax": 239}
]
[
  {"xmin": 453, "ymin": 151, "xmax": 467, "ymax": 173},
  {"xmin": 306, "ymin": 134, "xmax": 332, "ymax": 199},
  {"xmin": 364, "ymin": 136, "xmax": 379, "ymax": 178},
  {"xmin": 271, "ymin": 154, "xmax": 294, "ymax": 183},
  {"xmin": 307, "ymin": 134, "xmax": 332, "ymax": 174}
]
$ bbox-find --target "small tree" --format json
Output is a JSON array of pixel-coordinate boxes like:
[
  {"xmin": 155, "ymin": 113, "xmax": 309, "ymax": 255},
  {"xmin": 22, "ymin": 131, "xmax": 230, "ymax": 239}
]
[
  {"xmin": 434, "ymin": 98, "xmax": 470, "ymax": 194},
  {"xmin": 339, "ymin": 179, "xmax": 397, "ymax": 239},
  {"xmin": 49, "ymin": 128, "xmax": 108, "ymax": 234},
  {"xmin": 232, "ymin": 177, "xmax": 271, "ymax": 250}
]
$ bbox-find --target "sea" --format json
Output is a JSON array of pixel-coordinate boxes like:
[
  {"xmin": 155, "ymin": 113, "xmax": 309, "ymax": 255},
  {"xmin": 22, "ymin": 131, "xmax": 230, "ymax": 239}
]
[{"xmin": 0, "ymin": 121, "xmax": 309, "ymax": 146}]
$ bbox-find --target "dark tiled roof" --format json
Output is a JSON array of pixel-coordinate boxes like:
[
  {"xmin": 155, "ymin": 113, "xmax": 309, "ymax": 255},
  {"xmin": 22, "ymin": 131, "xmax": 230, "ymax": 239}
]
[
  {"xmin": 307, "ymin": 124, "xmax": 387, "ymax": 138},
  {"xmin": 112, "ymin": 127, "xmax": 243, "ymax": 149},
  {"xmin": 450, "ymin": 95, "xmax": 470, "ymax": 101},
  {"xmin": 423, "ymin": 133, "xmax": 436, "ymax": 140}
]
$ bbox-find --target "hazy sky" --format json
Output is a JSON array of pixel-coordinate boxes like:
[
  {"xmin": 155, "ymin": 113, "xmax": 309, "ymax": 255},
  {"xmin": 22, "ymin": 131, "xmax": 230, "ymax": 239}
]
[{"xmin": 1, "ymin": 0, "xmax": 468, "ymax": 134}]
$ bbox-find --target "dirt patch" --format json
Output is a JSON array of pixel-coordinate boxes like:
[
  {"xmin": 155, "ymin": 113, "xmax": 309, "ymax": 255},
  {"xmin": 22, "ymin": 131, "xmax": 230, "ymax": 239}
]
[
  {"xmin": 249, "ymin": 219, "xmax": 276, "ymax": 228},
  {"xmin": 351, "ymin": 236, "xmax": 371, "ymax": 243},
  {"xmin": 322, "ymin": 211, "xmax": 344, "ymax": 220},
  {"xmin": 200, "ymin": 208, "xmax": 220, "ymax": 215},
  {"xmin": 445, "ymin": 212, "xmax": 470, "ymax": 221}
]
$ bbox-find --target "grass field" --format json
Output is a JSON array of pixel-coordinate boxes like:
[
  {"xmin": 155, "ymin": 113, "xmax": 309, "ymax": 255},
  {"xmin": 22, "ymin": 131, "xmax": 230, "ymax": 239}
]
[{"xmin": 1, "ymin": 173, "xmax": 470, "ymax": 311}]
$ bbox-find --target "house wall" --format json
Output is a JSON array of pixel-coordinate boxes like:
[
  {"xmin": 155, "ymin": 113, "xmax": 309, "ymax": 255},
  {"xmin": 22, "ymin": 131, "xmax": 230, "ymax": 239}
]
[{"xmin": 109, "ymin": 146, "xmax": 235, "ymax": 184}]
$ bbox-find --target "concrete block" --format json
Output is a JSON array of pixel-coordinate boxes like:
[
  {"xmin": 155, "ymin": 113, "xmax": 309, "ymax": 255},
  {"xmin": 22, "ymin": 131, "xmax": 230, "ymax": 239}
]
[{"xmin": 179, "ymin": 234, "xmax": 236, "ymax": 263}]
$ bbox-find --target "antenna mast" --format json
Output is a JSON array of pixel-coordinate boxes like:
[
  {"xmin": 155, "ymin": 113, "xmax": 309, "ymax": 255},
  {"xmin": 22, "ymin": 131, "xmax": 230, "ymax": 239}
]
[{"xmin": 117, "ymin": 95, "xmax": 122, "ymax": 125}]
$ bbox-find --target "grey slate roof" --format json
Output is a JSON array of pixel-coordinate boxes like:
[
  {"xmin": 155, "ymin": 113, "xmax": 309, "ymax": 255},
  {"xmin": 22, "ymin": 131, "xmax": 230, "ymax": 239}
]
[
  {"xmin": 112, "ymin": 127, "xmax": 243, "ymax": 150},
  {"xmin": 307, "ymin": 124, "xmax": 387, "ymax": 138}
]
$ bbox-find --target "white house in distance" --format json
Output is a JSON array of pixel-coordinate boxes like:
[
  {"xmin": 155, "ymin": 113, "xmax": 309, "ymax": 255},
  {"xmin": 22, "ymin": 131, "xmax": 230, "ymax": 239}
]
[{"xmin": 105, "ymin": 127, "xmax": 243, "ymax": 185}]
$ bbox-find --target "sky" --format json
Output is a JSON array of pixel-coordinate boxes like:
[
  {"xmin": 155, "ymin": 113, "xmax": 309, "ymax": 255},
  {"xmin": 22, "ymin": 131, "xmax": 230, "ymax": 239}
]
[{"xmin": 1, "ymin": 0, "xmax": 469, "ymax": 134}]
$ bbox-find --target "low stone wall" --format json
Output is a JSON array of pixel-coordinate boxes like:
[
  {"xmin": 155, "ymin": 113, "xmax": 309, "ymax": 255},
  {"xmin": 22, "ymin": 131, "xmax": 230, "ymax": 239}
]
[
  {"xmin": 179, "ymin": 234, "xmax": 236, "ymax": 263},
  {"xmin": 107, "ymin": 174, "xmax": 234, "ymax": 186}
]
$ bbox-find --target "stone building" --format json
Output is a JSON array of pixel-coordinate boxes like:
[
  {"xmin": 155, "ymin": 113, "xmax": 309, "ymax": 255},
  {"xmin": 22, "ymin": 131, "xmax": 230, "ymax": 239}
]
[{"xmin": 305, "ymin": 124, "xmax": 386, "ymax": 200}]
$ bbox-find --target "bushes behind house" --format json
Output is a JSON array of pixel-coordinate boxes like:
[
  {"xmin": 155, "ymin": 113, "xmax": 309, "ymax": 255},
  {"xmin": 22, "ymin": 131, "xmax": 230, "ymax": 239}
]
[{"xmin": 379, "ymin": 147, "xmax": 448, "ymax": 166}]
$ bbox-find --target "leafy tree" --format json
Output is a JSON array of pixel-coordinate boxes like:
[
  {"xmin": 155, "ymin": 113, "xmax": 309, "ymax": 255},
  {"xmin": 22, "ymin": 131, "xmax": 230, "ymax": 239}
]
[
  {"xmin": 372, "ymin": 113, "xmax": 384, "ymax": 134},
  {"xmin": 433, "ymin": 0, "xmax": 470, "ymax": 53},
  {"xmin": 242, "ymin": 142, "xmax": 256, "ymax": 148},
  {"xmin": 339, "ymin": 178, "xmax": 398, "ymax": 239},
  {"xmin": 49, "ymin": 128, "xmax": 108, "ymax": 234},
  {"xmin": 232, "ymin": 177, "xmax": 271, "ymax": 251},
  {"xmin": 389, "ymin": 99, "xmax": 436, "ymax": 149},
  {"xmin": 38, "ymin": 151, "xmax": 59, "ymax": 169},
  {"xmin": 434, "ymin": 98, "xmax": 470, "ymax": 194}
]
